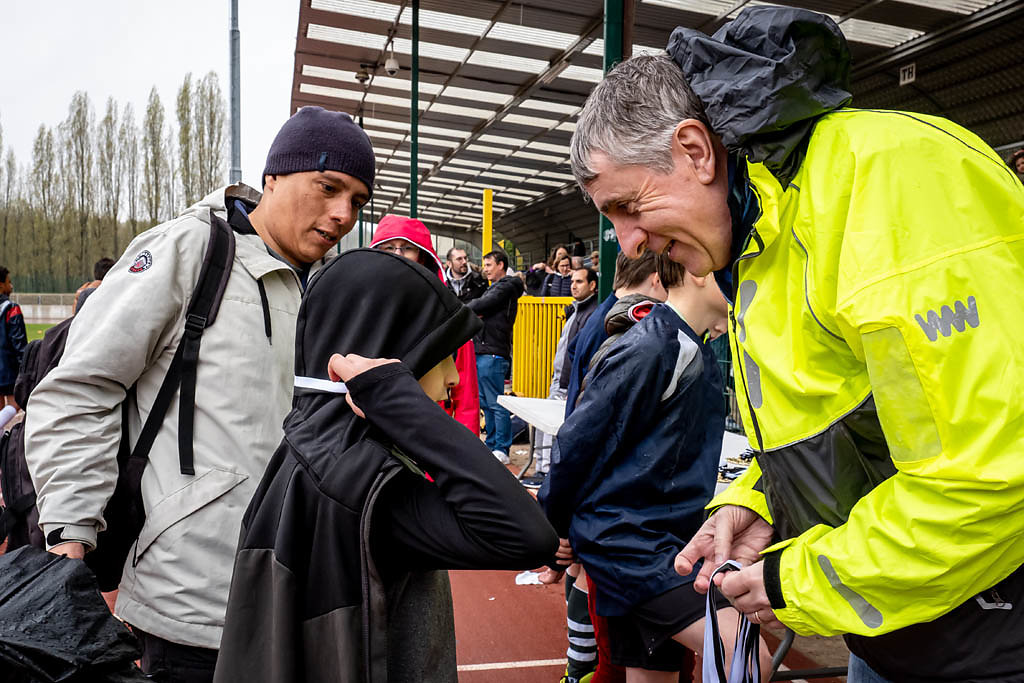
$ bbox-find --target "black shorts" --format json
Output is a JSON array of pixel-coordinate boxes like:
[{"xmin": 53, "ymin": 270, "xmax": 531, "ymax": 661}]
[
  {"xmin": 606, "ymin": 583, "xmax": 729, "ymax": 671},
  {"xmin": 0, "ymin": 384, "xmax": 14, "ymax": 396}
]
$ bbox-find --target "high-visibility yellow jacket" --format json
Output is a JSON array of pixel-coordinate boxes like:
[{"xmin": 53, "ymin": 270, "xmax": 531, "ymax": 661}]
[{"xmin": 711, "ymin": 107, "xmax": 1024, "ymax": 678}]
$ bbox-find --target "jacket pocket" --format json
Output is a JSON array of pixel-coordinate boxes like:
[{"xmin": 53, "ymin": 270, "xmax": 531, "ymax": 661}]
[{"xmin": 134, "ymin": 468, "xmax": 248, "ymax": 564}]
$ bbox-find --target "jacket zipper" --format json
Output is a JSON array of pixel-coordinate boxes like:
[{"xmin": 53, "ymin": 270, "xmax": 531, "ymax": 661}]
[
  {"xmin": 729, "ymin": 191, "xmax": 768, "ymax": 457},
  {"xmin": 360, "ymin": 465, "xmax": 401, "ymax": 683}
]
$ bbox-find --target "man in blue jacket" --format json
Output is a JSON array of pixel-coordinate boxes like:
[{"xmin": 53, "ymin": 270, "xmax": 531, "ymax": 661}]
[{"xmin": 542, "ymin": 259, "xmax": 767, "ymax": 679}]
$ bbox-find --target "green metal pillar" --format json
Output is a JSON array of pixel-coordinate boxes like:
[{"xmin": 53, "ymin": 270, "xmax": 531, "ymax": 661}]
[
  {"xmin": 410, "ymin": 0, "xmax": 419, "ymax": 218},
  {"xmin": 598, "ymin": 0, "xmax": 625, "ymax": 301}
]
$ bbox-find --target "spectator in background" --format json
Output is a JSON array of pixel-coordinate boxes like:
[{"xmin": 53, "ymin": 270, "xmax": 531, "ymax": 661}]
[
  {"xmin": 0, "ymin": 266, "xmax": 28, "ymax": 415},
  {"xmin": 73, "ymin": 257, "xmax": 116, "ymax": 314},
  {"xmin": 571, "ymin": 256, "xmax": 585, "ymax": 270},
  {"xmin": 542, "ymin": 256, "xmax": 573, "ymax": 297},
  {"xmin": 467, "ymin": 250, "xmax": 524, "ymax": 464},
  {"xmin": 524, "ymin": 263, "xmax": 548, "ymax": 296},
  {"xmin": 546, "ymin": 244, "xmax": 570, "ymax": 274},
  {"xmin": 589, "ymin": 251, "xmax": 600, "ymax": 270},
  {"xmin": 445, "ymin": 247, "xmax": 487, "ymax": 303},
  {"xmin": 1011, "ymin": 149, "xmax": 1024, "ymax": 184},
  {"xmin": 523, "ymin": 267, "xmax": 600, "ymax": 491},
  {"xmin": 370, "ymin": 216, "xmax": 481, "ymax": 435}
]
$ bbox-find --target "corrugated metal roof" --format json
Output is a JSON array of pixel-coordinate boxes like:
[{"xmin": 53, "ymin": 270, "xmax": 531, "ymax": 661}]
[{"xmin": 292, "ymin": 0, "xmax": 1023, "ymax": 255}]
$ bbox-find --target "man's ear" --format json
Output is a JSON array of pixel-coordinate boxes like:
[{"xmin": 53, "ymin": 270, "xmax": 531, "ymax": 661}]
[
  {"xmin": 263, "ymin": 174, "xmax": 278, "ymax": 191},
  {"xmin": 671, "ymin": 119, "xmax": 717, "ymax": 186}
]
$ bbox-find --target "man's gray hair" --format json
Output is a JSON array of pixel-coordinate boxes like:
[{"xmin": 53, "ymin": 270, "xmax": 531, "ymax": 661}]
[{"xmin": 570, "ymin": 53, "xmax": 710, "ymax": 187}]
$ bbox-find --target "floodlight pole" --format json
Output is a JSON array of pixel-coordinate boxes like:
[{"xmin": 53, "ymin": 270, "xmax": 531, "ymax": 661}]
[
  {"xmin": 229, "ymin": 0, "xmax": 242, "ymax": 184},
  {"xmin": 410, "ymin": 0, "xmax": 420, "ymax": 218},
  {"xmin": 598, "ymin": 0, "xmax": 629, "ymax": 301}
]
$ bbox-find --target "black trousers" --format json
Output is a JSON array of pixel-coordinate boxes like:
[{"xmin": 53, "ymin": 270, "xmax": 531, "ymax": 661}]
[{"xmin": 134, "ymin": 628, "xmax": 218, "ymax": 683}]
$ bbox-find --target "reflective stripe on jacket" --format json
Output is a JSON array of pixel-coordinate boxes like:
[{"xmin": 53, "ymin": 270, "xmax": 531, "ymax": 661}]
[{"xmin": 710, "ymin": 108, "xmax": 1024, "ymax": 679}]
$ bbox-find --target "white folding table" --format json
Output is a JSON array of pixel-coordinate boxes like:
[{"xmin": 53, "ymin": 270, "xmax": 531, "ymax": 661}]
[
  {"xmin": 497, "ymin": 394, "xmax": 753, "ymax": 486},
  {"xmin": 496, "ymin": 395, "xmax": 566, "ymax": 480}
]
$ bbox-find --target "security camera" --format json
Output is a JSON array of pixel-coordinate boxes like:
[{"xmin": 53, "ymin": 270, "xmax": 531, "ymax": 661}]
[{"xmin": 385, "ymin": 55, "xmax": 400, "ymax": 77}]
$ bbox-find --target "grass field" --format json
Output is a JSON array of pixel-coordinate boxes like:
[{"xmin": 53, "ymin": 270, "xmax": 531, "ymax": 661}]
[{"xmin": 26, "ymin": 323, "xmax": 53, "ymax": 342}]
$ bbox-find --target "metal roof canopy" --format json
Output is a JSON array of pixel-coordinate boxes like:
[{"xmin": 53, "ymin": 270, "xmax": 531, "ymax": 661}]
[{"xmin": 292, "ymin": 0, "xmax": 1024, "ymax": 261}]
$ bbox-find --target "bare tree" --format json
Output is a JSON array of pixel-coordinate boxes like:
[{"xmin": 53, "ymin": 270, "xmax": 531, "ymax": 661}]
[
  {"xmin": 62, "ymin": 91, "xmax": 95, "ymax": 273},
  {"xmin": 142, "ymin": 87, "xmax": 166, "ymax": 227},
  {"xmin": 177, "ymin": 73, "xmax": 197, "ymax": 206},
  {"xmin": 120, "ymin": 103, "xmax": 140, "ymax": 239},
  {"xmin": 164, "ymin": 127, "xmax": 178, "ymax": 220},
  {"xmin": 97, "ymin": 97, "xmax": 123, "ymax": 255},
  {"xmin": 2, "ymin": 150, "xmax": 14, "ymax": 235},
  {"xmin": 0, "ymin": 114, "xmax": 5, "ymax": 245},
  {"xmin": 194, "ymin": 71, "xmax": 226, "ymax": 197},
  {"xmin": 2, "ymin": 150, "xmax": 16, "ymax": 265},
  {"xmin": 31, "ymin": 126, "xmax": 58, "ymax": 288}
]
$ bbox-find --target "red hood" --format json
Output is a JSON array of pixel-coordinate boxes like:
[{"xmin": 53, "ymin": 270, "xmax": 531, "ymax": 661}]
[{"xmin": 370, "ymin": 215, "xmax": 446, "ymax": 282}]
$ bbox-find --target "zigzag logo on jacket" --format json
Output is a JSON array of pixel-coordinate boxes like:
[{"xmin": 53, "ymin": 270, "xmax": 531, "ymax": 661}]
[{"xmin": 914, "ymin": 296, "xmax": 979, "ymax": 342}]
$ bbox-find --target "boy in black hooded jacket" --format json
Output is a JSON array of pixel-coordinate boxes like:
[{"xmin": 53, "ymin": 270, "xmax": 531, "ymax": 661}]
[{"xmin": 214, "ymin": 249, "xmax": 558, "ymax": 683}]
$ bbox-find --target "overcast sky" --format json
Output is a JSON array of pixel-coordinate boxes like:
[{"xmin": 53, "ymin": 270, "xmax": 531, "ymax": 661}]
[{"xmin": 0, "ymin": 0, "xmax": 298, "ymax": 189}]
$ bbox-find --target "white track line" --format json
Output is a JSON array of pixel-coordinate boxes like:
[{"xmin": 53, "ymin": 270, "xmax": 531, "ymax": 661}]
[{"xmin": 457, "ymin": 658, "xmax": 568, "ymax": 672}]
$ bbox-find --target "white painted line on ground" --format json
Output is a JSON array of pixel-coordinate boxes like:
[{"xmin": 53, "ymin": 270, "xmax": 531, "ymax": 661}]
[{"xmin": 457, "ymin": 658, "xmax": 568, "ymax": 672}]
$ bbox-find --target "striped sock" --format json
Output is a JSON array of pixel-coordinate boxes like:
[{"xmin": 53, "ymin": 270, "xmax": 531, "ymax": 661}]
[{"xmin": 565, "ymin": 572, "xmax": 597, "ymax": 680}]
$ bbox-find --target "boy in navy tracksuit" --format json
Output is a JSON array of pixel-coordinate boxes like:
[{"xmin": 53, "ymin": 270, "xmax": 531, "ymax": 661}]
[
  {"xmin": 0, "ymin": 266, "xmax": 28, "ymax": 414},
  {"xmin": 540, "ymin": 259, "xmax": 768, "ymax": 680}
]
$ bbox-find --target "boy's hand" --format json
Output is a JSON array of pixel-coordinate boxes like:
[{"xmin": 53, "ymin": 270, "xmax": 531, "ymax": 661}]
[
  {"xmin": 328, "ymin": 354, "xmax": 400, "ymax": 419},
  {"xmin": 538, "ymin": 567, "xmax": 565, "ymax": 584},
  {"xmin": 328, "ymin": 353, "xmax": 400, "ymax": 382},
  {"xmin": 553, "ymin": 537, "xmax": 575, "ymax": 566}
]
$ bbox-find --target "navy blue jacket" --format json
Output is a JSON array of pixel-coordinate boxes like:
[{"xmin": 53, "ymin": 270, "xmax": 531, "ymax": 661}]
[
  {"xmin": 0, "ymin": 295, "xmax": 28, "ymax": 387},
  {"xmin": 541, "ymin": 272, "xmax": 572, "ymax": 298},
  {"xmin": 563, "ymin": 293, "xmax": 617, "ymax": 415},
  {"xmin": 540, "ymin": 304, "xmax": 725, "ymax": 616}
]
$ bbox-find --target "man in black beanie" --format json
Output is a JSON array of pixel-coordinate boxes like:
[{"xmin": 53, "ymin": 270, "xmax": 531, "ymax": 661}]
[{"xmin": 25, "ymin": 106, "xmax": 374, "ymax": 682}]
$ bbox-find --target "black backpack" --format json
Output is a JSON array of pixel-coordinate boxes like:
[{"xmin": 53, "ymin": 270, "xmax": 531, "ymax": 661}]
[{"xmin": 0, "ymin": 214, "xmax": 235, "ymax": 592}]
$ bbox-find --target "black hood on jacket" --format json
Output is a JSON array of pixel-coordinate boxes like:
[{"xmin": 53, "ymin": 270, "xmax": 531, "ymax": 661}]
[
  {"xmin": 285, "ymin": 249, "xmax": 482, "ymax": 462},
  {"xmin": 296, "ymin": 248, "xmax": 481, "ymax": 382},
  {"xmin": 667, "ymin": 6, "xmax": 852, "ymax": 182}
]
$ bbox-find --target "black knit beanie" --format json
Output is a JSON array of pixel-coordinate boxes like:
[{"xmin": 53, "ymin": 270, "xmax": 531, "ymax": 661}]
[{"xmin": 262, "ymin": 106, "xmax": 376, "ymax": 196}]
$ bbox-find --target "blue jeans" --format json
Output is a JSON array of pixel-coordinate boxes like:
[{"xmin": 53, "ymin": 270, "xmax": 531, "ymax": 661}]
[
  {"xmin": 477, "ymin": 354, "xmax": 511, "ymax": 454},
  {"xmin": 847, "ymin": 654, "xmax": 892, "ymax": 683}
]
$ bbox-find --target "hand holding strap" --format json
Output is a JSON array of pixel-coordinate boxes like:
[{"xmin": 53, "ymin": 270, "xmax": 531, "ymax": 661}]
[{"xmin": 703, "ymin": 560, "xmax": 762, "ymax": 683}]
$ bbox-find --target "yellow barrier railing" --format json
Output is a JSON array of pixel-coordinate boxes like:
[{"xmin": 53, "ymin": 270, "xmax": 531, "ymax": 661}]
[{"xmin": 511, "ymin": 295, "xmax": 575, "ymax": 398}]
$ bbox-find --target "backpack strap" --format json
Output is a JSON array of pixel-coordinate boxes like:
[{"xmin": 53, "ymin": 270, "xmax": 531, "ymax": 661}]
[{"xmin": 131, "ymin": 215, "xmax": 235, "ymax": 474}]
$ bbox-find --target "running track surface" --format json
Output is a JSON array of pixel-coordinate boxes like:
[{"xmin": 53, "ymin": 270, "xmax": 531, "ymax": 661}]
[{"xmin": 452, "ymin": 569, "xmax": 569, "ymax": 683}]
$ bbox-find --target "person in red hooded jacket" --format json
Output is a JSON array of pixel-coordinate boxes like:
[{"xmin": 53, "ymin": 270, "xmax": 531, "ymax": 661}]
[{"xmin": 370, "ymin": 215, "xmax": 481, "ymax": 435}]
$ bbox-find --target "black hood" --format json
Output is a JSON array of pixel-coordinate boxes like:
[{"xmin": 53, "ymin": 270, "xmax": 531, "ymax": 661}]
[
  {"xmin": 667, "ymin": 6, "xmax": 852, "ymax": 182},
  {"xmin": 295, "ymin": 248, "xmax": 481, "ymax": 382},
  {"xmin": 284, "ymin": 249, "xmax": 481, "ymax": 462}
]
